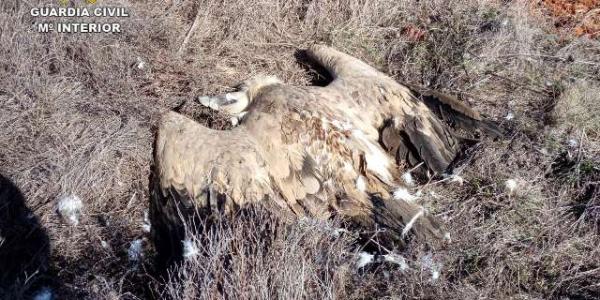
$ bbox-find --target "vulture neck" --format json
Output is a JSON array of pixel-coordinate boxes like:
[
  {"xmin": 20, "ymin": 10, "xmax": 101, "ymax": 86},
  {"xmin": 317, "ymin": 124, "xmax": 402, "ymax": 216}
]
[{"xmin": 243, "ymin": 76, "xmax": 283, "ymax": 102}]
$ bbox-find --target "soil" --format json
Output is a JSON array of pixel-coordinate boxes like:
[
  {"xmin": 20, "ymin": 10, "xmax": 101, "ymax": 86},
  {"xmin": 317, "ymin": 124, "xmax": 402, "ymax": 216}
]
[{"xmin": 540, "ymin": 0, "xmax": 600, "ymax": 37}]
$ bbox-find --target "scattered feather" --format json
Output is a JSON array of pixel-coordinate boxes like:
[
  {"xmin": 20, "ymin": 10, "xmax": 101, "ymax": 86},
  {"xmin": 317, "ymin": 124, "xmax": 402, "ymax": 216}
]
[
  {"xmin": 432, "ymin": 270, "xmax": 440, "ymax": 280},
  {"xmin": 356, "ymin": 251, "xmax": 374, "ymax": 268},
  {"xmin": 449, "ymin": 174, "xmax": 464, "ymax": 185},
  {"xmin": 402, "ymin": 172, "xmax": 415, "ymax": 186},
  {"xmin": 332, "ymin": 228, "xmax": 349, "ymax": 238},
  {"xmin": 568, "ymin": 139, "xmax": 578, "ymax": 148},
  {"xmin": 142, "ymin": 210, "xmax": 151, "ymax": 233},
  {"xmin": 128, "ymin": 239, "xmax": 144, "ymax": 262},
  {"xmin": 393, "ymin": 187, "xmax": 418, "ymax": 203},
  {"xmin": 505, "ymin": 112, "xmax": 514, "ymax": 120},
  {"xmin": 143, "ymin": 210, "xmax": 150, "ymax": 223},
  {"xmin": 33, "ymin": 287, "xmax": 53, "ymax": 300},
  {"xmin": 402, "ymin": 208, "xmax": 424, "ymax": 236},
  {"xmin": 382, "ymin": 253, "xmax": 409, "ymax": 270},
  {"xmin": 444, "ymin": 232, "xmax": 451, "ymax": 242},
  {"xmin": 136, "ymin": 57, "xmax": 146, "ymax": 70},
  {"xmin": 420, "ymin": 252, "xmax": 443, "ymax": 282},
  {"xmin": 505, "ymin": 179, "xmax": 518, "ymax": 194},
  {"xmin": 182, "ymin": 239, "xmax": 200, "ymax": 259},
  {"xmin": 56, "ymin": 195, "xmax": 83, "ymax": 226}
]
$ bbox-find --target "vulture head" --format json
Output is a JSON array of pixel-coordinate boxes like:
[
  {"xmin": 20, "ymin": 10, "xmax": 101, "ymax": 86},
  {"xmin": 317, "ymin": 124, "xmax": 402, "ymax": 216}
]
[
  {"xmin": 198, "ymin": 76, "xmax": 282, "ymax": 116},
  {"xmin": 151, "ymin": 45, "xmax": 501, "ymax": 268}
]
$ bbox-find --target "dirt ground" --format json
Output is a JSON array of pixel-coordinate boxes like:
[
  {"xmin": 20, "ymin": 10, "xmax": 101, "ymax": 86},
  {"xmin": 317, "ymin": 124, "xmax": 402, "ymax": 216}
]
[
  {"xmin": 540, "ymin": 0, "xmax": 600, "ymax": 37},
  {"xmin": 0, "ymin": 0, "xmax": 599, "ymax": 299}
]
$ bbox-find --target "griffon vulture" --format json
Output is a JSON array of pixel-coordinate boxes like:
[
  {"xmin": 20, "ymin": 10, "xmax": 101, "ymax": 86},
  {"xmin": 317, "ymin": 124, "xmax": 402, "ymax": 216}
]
[{"xmin": 151, "ymin": 45, "xmax": 500, "ymax": 265}]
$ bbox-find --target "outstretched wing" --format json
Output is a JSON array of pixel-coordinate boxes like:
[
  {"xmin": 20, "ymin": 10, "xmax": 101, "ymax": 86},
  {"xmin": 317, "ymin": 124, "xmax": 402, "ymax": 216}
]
[
  {"xmin": 154, "ymin": 111, "xmax": 330, "ymax": 216},
  {"xmin": 404, "ymin": 83, "xmax": 504, "ymax": 138},
  {"xmin": 152, "ymin": 111, "xmax": 330, "ymax": 268},
  {"xmin": 154, "ymin": 112, "xmax": 275, "ymax": 212},
  {"xmin": 306, "ymin": 44, "xmax": 501, "ymax": 174}
]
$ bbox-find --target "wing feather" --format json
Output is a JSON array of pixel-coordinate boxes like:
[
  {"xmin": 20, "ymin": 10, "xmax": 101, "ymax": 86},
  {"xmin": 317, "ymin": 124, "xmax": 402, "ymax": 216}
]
[
  {"xmin": 243, "ymin": 108, "xmax": 328, "ymax": 212},
  {"xmin": 155, "ymin": 112, "xmax": 275, "ymax": 211},
  {"xmin": 156, "ymin": 111, "xmax": 327, "ymax": 215}
]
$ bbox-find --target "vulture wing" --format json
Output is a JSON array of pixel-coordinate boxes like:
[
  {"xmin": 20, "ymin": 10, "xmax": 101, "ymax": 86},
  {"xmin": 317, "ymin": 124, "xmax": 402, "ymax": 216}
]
[
  {"xmin": 154, "ymin": 111, "xmax": 330, "ymax": 217},
  {"xmin": 152, "ymin": 111, "xmax": 330, "ymax": 267},
  {"xmin": 154, "ymin": 111, "xmax": 274, "ymax": 212},
  {"xmin": 306, "ymin": 44, "xmax": 501, "ymax": 174},
  {"xmin": 403, "ymin": 83, "xmax": 504, "ymax": 138},
  {"xmin": 153, "ymin": 45, "xmax": 503, "ymax": 266}
]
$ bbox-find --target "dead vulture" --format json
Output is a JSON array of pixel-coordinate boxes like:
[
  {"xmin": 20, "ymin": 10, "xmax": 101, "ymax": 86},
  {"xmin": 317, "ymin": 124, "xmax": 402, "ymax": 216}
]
[{"xmin": 151, "ymin": 45, "xmax": 500, "ymax": 265}]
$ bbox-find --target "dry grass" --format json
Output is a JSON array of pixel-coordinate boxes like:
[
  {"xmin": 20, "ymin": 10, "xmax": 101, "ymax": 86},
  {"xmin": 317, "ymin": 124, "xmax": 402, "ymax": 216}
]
[
  {"xmin": 540, "ymin": 0, "xmax": 600, "ymax": 37},
  {"xmin": 554, "ymin": 80, "xmax": 600, "ymax": 137},
  {"xmin": 160, "ymin": 209, "xmax": 354, "ymax": 300},
  {"xmin": 0, "ymin": 0, "xmax": 599, "ymax": 299}
]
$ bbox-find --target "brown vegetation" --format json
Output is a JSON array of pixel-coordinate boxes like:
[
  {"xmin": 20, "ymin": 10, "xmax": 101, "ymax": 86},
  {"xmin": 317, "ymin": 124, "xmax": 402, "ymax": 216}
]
[
  {"xmin": 0, "ymin": 0, "xmax": 599, "ymax": 299},
  {"xmin": 539, "ymin": 0, "xmax": 600, "ymax": 37}
]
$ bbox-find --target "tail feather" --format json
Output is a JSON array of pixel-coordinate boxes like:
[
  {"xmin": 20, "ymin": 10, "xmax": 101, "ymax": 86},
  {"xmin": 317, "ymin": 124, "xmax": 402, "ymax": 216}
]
[
  {"xmin": 381, "ymin": 115, "xmax": 460, "ymax": 175},
  {"xmin": 357, "ymin": 195, "xmax": 447, "ymax": 246},
  {"xmin": 405, "ymin": 83, "xmax": 504, "ymax": 138},
  {"xmin": 381, "ymin": 84, "xmax": 503, "ymax": 175}
]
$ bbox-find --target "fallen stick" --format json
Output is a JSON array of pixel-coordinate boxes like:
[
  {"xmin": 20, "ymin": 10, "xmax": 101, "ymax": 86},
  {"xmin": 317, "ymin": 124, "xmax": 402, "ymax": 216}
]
[{"xmin": 177, "ymin": 6, "xmax": 202, "ymax": 57}]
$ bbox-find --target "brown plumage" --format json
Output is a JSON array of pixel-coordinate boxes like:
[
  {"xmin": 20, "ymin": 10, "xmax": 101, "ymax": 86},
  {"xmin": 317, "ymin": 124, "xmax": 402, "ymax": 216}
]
[{"xmin": 151, "ymin": 45, "xmax": 500, "ymax": 265}]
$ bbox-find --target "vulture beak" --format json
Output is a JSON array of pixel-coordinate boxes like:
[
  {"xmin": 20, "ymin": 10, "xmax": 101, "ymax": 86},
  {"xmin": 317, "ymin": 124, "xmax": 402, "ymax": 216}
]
[{"xmin": 198, "ymin": 91, "xmax": 250, "ymax": 115}]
